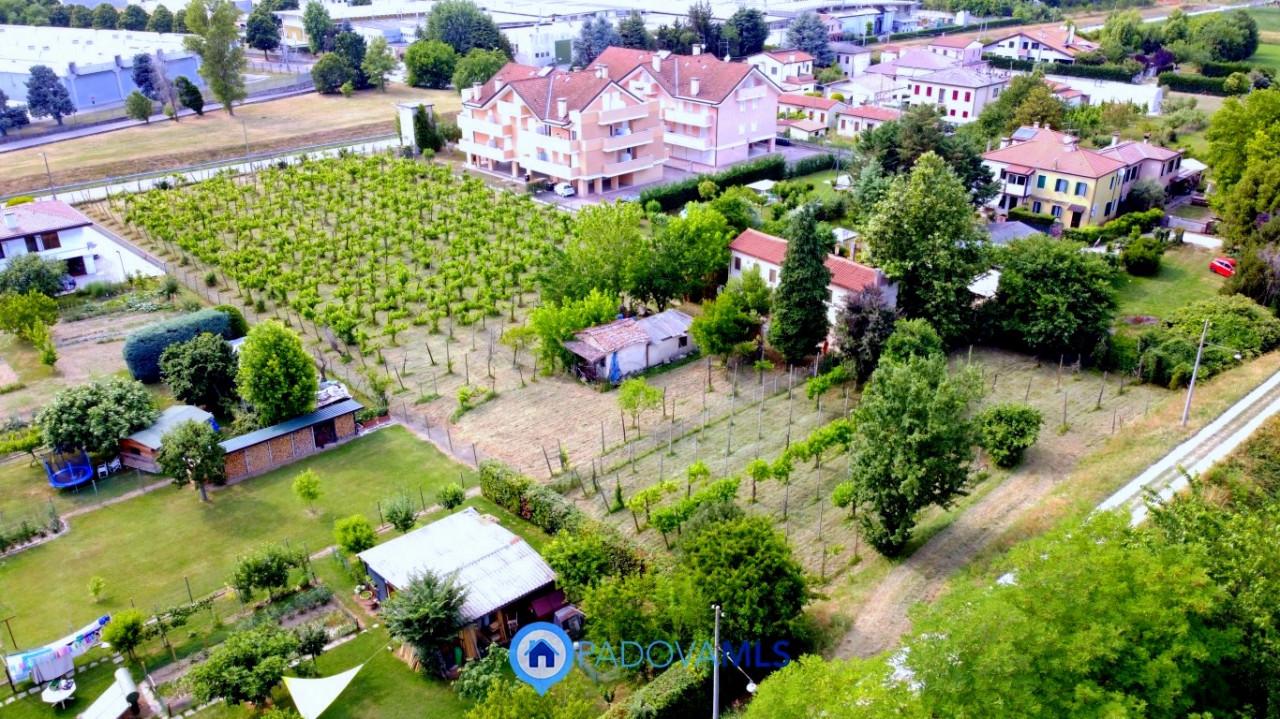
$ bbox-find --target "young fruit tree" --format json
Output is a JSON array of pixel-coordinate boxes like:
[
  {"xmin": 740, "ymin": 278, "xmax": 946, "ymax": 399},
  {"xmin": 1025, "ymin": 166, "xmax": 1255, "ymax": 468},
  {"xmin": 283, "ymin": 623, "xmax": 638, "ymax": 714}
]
[
  {"xmin": 291, "ymin": 469, "xmax": 321, "ymax": 513},
  {"xmin": 156, "ymin": 419, "xmax": 226, "ymax": 502}
]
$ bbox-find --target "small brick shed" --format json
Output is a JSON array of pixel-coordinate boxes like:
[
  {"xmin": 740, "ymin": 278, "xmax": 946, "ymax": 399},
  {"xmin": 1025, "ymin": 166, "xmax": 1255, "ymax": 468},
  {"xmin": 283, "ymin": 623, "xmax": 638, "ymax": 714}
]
[{"xmin": 220, "ymin": 398, "xmax": 362, "ymax": 481}]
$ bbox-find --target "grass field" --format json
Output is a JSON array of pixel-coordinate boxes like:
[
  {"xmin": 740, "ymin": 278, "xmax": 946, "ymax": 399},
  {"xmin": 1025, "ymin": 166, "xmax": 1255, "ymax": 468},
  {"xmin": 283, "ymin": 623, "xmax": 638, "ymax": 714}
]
[
  {"xmin": 1245, "ymin": 7, "xmax": 1280, "ymax": 33},
  {"xmin": 1113, "ymin": 244, "xmax": 1224, "ymax": 327},
  {"xmin": 0, "ymin": 425, "xmax": 473, "ymax": 646},
  {"xmin": 1249, "ymin": 42, "xmax": 1280, "ymax": 72},
  {"xmin": 0, "ymin": 84, "xmax": 460, "ymax": 197}
]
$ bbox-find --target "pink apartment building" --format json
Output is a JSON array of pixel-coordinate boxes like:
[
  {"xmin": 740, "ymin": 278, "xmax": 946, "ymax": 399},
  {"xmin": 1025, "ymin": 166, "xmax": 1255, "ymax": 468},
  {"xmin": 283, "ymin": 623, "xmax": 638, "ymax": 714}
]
[
  {"xmin": 589, "ymin": 46, "xmax": 782, "ymax": 172},
  {"xmin": 458, "ymin": 62, "xmax": 666, "ymax": 196}
]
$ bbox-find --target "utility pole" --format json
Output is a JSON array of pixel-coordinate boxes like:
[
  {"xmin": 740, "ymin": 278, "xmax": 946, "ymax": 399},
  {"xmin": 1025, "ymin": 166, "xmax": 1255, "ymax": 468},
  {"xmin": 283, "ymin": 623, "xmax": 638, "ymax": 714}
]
[
  {"xmin": 1180, "ymin": 319, "xmax": 1210, "ymax": 426},
  {"xmin": 38, "ymin": 152, "xmax": 55, "ymax": 199},
  {"xmin": 711, "ymin": 604, "xmax": 721, "ymax": 719}
]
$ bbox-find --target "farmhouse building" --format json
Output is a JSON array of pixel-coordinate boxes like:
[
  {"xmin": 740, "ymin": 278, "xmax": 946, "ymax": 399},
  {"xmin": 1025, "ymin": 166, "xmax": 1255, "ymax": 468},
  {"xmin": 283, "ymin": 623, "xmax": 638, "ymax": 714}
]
[
  {"xmin": 119, "ymin": 405, "xmax": 217, "ymax": 473},
  {"xmin": 0, "ymin": 200, "xmax": 161, "ymax": 286},
  {"xmin": 746, "ymin": 49, "xmax": 816, "ymax": 93},
  {"xmin": 564, "ymin": 309, "xmax": 695, "ymax": 383},
  {"xmin": 982, "ymin": 26, "xmax": 1099, "ymax": 64},
  {"xmin": 727, "ymin": 229, "xmax": 898, "ymax": 326},
  {"xmin": 835, "ymin": 104, "xmax": 900, "ymax": 138},
  {"xmin": 220, "ymin": 398, "xmax": 362, "ymax": 481},
  {"xmin": 358, "ymin": 507, "xmax": 565, "ymax": 666}
]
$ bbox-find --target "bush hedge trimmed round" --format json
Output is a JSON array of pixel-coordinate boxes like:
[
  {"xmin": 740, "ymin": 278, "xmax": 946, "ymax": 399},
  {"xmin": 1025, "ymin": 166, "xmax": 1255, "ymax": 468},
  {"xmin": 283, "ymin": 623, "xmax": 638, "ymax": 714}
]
[{"xmin": 123, "ymin": 308, "xmax": 233, "ymax": 383}]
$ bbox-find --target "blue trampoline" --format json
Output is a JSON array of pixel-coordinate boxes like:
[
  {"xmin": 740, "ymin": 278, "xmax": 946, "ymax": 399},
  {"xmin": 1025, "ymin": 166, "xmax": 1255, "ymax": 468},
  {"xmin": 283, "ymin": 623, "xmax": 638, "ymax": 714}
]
[{"xmin": 43, "ymin": 450, "xmax": 94, "ymax": 490}]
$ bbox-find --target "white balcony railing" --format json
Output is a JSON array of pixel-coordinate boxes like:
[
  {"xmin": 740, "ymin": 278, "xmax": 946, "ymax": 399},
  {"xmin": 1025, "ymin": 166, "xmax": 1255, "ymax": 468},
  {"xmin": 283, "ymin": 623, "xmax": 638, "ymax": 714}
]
[
  {"xmin": 457, "ymin": 114, "xmax": 509, "ymax": 139},
  {"xmin": 520, "ymin": 155, "xmax": 579, "ymax": 180},
  {"xmin": 663, "ymin": 132, "xmax": 712, "ymax": 151},
  {"xmin": 602, "ymin": 128, "xmax": 653, "ymax": 152},
  {"xmin": 1002, "ymin": 180, "xmax": 1031, "ymax": 197},
  {"xmin": 460, "ymin": 139, "xmax": 513, "ymax": 162},
  {"xmin": 736, "ymin": 85, "xmax": 768, "ymax": 101},
  {"xmin": 518, "ymin": 129, "xmax": 576, "ymax": 155},
  {"xmin": 663, "ymin": 107, "xmax": 713, "ymax": 128},
  {"xmin": 598, "ymin": 104, "xmax": 649, "ymax": 125},
  {"xmin": 604, "ymin": 156, "xmax": 659, "ymax": 176}
]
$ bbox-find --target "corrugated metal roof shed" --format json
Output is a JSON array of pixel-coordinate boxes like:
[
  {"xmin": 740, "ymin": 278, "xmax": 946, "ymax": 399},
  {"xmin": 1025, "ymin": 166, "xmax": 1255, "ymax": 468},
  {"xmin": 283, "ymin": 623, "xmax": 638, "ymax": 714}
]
[
  {"xmin": 126, "ymin": 405, "xmax": 215, "ymax": 450},
  {"xmin": 358, "ymin": 507, "xmax": 557, "ymax": 622},
  {"xmin": 219, "ymin": 398, "xmax": 363, "ymax": 454},
  {"xmin": 638, "ymin": 309, "xmax": 692, "ymax": 343}
]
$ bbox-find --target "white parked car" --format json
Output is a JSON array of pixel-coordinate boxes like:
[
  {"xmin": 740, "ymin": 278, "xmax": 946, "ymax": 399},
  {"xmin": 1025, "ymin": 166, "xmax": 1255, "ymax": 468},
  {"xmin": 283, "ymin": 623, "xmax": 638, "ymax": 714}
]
[{"xmin": 553, "ymin": 182, "xmax": 576, "ymax": 197}]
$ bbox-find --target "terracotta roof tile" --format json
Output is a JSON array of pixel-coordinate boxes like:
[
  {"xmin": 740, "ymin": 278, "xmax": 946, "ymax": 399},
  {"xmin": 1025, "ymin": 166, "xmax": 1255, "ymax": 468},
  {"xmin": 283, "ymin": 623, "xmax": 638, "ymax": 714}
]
[
  {"xmin": 837, "ymin": 105, "xmax": 901, "ymax": 122},
  {"xmin": 0, "ymin": 200, "xmax": 92, "ymax": 242},
  {"xmin": 982, "ymin": 126, "xmax": 1126, "ymax": 179},
  {"xmin": 779, "ymin": 93, "xmax": 842, "ymax": 111},
  {"xmin": 591, "ymin": 46, "xmax": 756, "ymax": 104},
  {"xmin": 928, "ymin": 35, "xmax": 979, "ymax": 49},
  {"xmin": 986, "ymin": 27, "xmax": 1099, "ymax": 57},
  {"xmin": 764, "ymin": 49, "xmax": 813, "ymax": 63},
  {"xmin": 1097, "ymin": 140, "xmax": 1180, "ymax": 163},
  {"xmin": 729, "ymin": 229, "xmax": 887, "ymax": 292}
]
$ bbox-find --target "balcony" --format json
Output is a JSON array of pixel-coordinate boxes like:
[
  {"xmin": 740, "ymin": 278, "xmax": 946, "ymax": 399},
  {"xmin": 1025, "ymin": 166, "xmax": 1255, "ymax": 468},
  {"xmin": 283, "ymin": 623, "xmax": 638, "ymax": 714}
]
[
  {"xmin": 520, "ymin": 154, "xmax": 579, "ymax": 180},
  {"xmin": 602, "ymin": 128, "xmax": 653, "ymax": 152},
  {"xmin": 459, "ymin": 138, "xmax": 514, "ymax": 162},
  {"xmin": 597, "ymin": 104, "xmax": 649, "ymax": 125},
  {"xmin": 604, "ymin": 155, "xmax": 660, "ymax": 176},
  {"xmin": 663, "ymin": 107, "xmax": 713, "ymax": 128},
  {"xmin": 663, "ymin": 131, "xmax": 712, "ymax": 151},
  {"xmin": 518, "ymin": 129, "xmax": 576, "ymax": 155},
  {"xmin": 457, "ymin": 114, "xmax": 509, "ymax": 139},
  {"xmin": 736, "ymin": 85, "xmax": 768, "ymax": 101},
  {"xmin": 1002, "ymin": 180, "xmax": 1031, "ymax": 197}
]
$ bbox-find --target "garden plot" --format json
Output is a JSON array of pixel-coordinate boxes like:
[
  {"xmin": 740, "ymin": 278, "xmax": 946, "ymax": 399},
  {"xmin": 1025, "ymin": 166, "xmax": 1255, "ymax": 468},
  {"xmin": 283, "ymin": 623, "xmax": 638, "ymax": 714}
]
[{"xmin": 567, "ymin": 348, "xmax": 1170, "ymax": 580}]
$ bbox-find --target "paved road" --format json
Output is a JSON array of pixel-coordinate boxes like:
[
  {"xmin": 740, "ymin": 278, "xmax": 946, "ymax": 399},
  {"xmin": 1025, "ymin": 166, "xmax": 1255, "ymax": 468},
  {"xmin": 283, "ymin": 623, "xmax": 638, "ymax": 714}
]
[{"xmin": 1096, "ymin": 367, "xmax": 1280, "ymax": 523}]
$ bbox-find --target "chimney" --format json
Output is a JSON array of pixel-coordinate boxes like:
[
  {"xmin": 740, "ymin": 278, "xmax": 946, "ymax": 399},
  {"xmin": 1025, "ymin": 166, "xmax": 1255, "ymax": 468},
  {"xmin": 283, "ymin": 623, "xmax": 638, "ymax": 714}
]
[
  {"xmin": 556, "ymin": 97, "xmax": 567, "ymax": 118},
  {"xmin": 690, "ymin": 76, "xmax": 700, "ymax": 96},
  {"xmin": 788, "ymin": 53, "xmax": 796, "ymax": 63},
  {"xmin": 692, "ymin": 43, "xmax": 702, "ymax": 56},
  {"xmin": 1110, "ymin": 132, "xmax": 1120, "ymax": 147},
  {"xmin": 1142, "ymin": 132, "xmax": 1151, "ymax": 144},
  {"xmin": 1066, "ymin": 24, "xmax": 1075, "ymax": 46},
  {"xmin": 1062, "ymin": 136, "xmax": 1076, "ymax": 152},
  {"xmin": 595, "ymin": 63, "xmax": 608, "ymax": 79},
  {"xmin": 1032, "ymin": 120, "xmax": 1040, "ymax": 129},
  {"xmin": 652, "ymin": 54, "xmax": 662, "ymax": 72},
  {"xmin": 2, "ymin": 210, "xmax": 15, "ymax": 231},
  {"xmin": 725, "ymin": 53, "xmax": 731, "ymax": 62},
  {"xmin": 470, "ymin": 82, "xmax": 482, "ymax": 101}
]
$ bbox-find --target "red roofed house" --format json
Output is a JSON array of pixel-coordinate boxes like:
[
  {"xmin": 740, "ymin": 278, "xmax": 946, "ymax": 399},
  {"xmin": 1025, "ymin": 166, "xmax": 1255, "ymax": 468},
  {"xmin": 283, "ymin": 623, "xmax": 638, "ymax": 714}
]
[
  {"xmin": 834, "ymin": 104, "xmax": 901, "ymax": 139},
  {"xmin": 1097, "ymin": 134, "xmax": 1188, "ymax": 195},
  {"xmin": 728, "ymin": 229, "xmax": 898, "ymax": 328},
  {"xmin": 983, "ymin": 26, "xmax": 1100, "ymax": 65},
  {"xmin": 747, "ymin": 49, "xmax": 816, "ymax": 93},
  {"xmin": 0, "ymin": 200, "xmax": 161, "ymax": 286},
  {"xmin": 778, "ymin": 93, "xmax": 846, "ymax": 140},
  {"xmin": 983, "ymin": 124, "xmax": 1138, "ymax": 227},
  {"xmin": 589, "ymin": 46, "xmax": 782, "ymax": 171},
  {"xmin": 926, "ymin": 36, "xmax": 985, "ymax": 61},
  {"xmin": 458, "ymin": 61, "xmax": 666, "ymax": 196}
]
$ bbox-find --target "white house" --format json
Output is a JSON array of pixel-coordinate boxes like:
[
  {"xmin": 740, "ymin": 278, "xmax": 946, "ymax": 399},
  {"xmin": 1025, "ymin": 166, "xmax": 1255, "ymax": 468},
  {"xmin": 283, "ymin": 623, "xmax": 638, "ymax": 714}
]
[
  {"xmin": 830, "ymin": 42, "xmax": 872, "ymax": 78},
  {"xmin": 563, "ymin": 309, "xmax": 695, "ymax": 382},
  {"xmin": 778, "ymin": 93, "xmax": 846, "ymax": 140},
  {"xmin": 728, "ymin": 229, "xmax": 897, "ymax": 327},
  {"xmin": 747, "ymin": 50, "xmax": 815, "ymax": 93},
  {"xmin": 983, "ymin": 26, "xmax": 1099, "ymax": 65},
  {"xmin": 904, "ymin": 66, "xmax": 1009, "ymax": 124},
  {"xmin": 0, "ymin": 200, "xmax": 161, "ymax": 286}
]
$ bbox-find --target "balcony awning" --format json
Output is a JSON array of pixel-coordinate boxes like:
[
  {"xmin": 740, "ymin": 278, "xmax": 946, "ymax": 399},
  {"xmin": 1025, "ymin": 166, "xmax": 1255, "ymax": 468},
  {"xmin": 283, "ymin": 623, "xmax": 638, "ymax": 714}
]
[{"xmin": 1004, "ymin": 164, "xmax": 1033, "ymax": 175}]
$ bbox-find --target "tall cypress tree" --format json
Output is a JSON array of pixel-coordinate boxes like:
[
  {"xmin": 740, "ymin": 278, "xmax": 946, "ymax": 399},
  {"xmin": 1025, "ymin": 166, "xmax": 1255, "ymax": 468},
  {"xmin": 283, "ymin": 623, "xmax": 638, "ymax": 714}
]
[{"xmin": 768, "ymin": 205, "xmax": 832, "ymax": 363}]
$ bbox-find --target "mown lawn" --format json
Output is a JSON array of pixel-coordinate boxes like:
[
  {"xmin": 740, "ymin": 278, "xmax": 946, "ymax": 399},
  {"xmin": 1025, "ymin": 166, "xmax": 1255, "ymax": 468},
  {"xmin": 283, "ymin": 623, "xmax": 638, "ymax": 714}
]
[
  {"xmin": 1, "ymin": 650, "xmax": 119, "ymax": 719},
  {"xmin": 0, "ymin": 426, "xmax": 474, "ymax": 646},
  {"xmin": 1249, "ymin": 42, "xmax": 1280, "ymax": 73},
  {"xmin": 1113, "ymin": 244, "xmax": 1224, "ymax": 328}
]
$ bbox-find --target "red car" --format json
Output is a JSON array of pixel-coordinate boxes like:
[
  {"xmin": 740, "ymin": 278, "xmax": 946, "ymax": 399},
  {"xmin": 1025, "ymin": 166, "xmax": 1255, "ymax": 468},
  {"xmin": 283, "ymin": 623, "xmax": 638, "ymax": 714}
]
[{"xmin": 1210, "ymin": 257, "xmax": 1237, "ymax": 278}]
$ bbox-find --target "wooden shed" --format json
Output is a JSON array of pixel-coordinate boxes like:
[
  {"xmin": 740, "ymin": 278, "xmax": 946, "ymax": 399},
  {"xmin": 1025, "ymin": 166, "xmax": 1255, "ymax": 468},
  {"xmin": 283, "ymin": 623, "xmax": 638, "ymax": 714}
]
[
  {"xmin": 220, "ymin": 398, "xmax": 362, "ymax": 482},
  {"xmin": 119, "ymin": 405, "xmax": 217, "ymax": 473}
]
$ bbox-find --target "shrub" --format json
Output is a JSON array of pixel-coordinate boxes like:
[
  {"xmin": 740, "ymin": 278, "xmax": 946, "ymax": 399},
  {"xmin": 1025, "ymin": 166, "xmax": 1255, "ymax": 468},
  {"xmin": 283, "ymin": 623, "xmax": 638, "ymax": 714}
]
[
  {"xmin": 784, "ymin": 153, "xmax": 837, "ymax": 179},
  {"xmin": 601, "ymin": 661, "xmax": 710, "ymax": 718},
  {"xmin": 454, "ymin": 646, "xmax": 509, "ymax": 701},
  {"xmin": 384, "ymin": 495, "xmax": 417, "ymax": 532},
  {"xmin": 478, "ymin": 460, "xmax": 589, "ymax": 535},
  {"xmin": 639, "ymin": 155, "xmax": 786, "ymax": 211},
  {"xmin": 976, "ymin": 404, "xmax": 1044, "ymax": 468},
  {"xmin": 1121, "ymin": 235, "xmax": 1164, "ymax": 276},
  {"xmin": 1007, "ymin": 206, "xmax": 1056, "ymax": 228},
  {"xmin": 1199, "ymin": 60, "xmax": 1258, "ymax": 77},
  {"xmin": 436, "ymin": 483, "xmax": 465, "ymax": 509},
  {"xmin": 123, "ymin": 308, "xmax": 232, "ymax": 382},
  {"xmin": 1138, "ymin": 295, "xmax": 1280, "ymax": 387},
  {"xmin": 333, "ymin": 514, "xmax": 377, "ymax": 554},
  {"xmin": 477, "ymin": 461, "xmax": 531, "ymax": 514},
  {"xmin": 214, "ymin": 304, "xmax": 249, "ymax": 338},
  {"xmin": 542, "ymin": 524, "xmax": 645, "ymax": 600}
]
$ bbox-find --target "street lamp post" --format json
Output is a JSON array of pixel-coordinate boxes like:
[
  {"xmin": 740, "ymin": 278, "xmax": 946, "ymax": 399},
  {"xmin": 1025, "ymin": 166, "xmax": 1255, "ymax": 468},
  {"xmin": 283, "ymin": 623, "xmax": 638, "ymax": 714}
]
[
  {"xmin": 1180, "ymin": 319, "xmax": 1243, "ymax": 426},
  {"xmin": 38, "ymin": 152, "xmax": 55, "ymax": 199},
  {"xmin": 711, "ymin": 604, "xmax": 721, "ymax": 719}
]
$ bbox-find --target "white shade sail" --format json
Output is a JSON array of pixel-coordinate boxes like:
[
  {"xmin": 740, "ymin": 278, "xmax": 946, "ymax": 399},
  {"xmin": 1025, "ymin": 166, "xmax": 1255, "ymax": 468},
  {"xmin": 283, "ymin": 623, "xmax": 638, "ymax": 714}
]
[{"xmin": 283, "ymin": 664, "xmax": 364, "ymax": 719}]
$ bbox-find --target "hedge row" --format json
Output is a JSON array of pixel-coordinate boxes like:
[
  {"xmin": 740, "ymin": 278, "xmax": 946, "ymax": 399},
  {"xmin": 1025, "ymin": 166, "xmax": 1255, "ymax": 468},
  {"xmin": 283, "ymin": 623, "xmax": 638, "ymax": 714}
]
[
  {"xmin": 1061, "ymin": 207, "xmax": 1164, "ymax": 245},
  {"xmin": 1198, "ymin": 60, "xmax": 1256, "ymax": 77},
  {"xmin": 639, "ymin": 155, "xmax": 786, "ymax": 211},
  {"xmin": 599, "ymin": 661, "xmax": 711, "ymax": 719},
  {"xmin": 478, "ymin": 461, "xmax": 585, "ymax": 535},
  {"xmin": 984, "ymin": 55, "xmax": 1140, "ymax": 82},
  {"xmin": 859, "ymin": 16, "xmax": 1023, "ymax": 42},
  {"xmin": 1157, "ymin": 72, "xmax": 1229, "ymax": 96},
  {"xmin": 1007, "ymin": 206, "xmax": 1055, "ymax": 228},
  {"xmin": 123, "ymin": 308, "xmax": 233, "ymax": 383},
  {"xmin": 784, "ymin": 153, "xmax": 837, "ymax": 179}
]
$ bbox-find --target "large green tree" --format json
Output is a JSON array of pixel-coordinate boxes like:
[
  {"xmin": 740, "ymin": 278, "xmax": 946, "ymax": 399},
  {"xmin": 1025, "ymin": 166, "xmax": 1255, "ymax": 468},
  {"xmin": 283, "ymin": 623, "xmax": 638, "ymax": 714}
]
[
  {"xmin": 38, "ymin": 377, "xmax": 158, "ymax": 455},
  {"xmin": 726, "ymin": 7, "xmax": 768, "ymax": 56},
  {"xmin": 0, "ymin": 291, "xmax": 57, "ymax": 341},
  {"xmin": 183, "ymin": 0, "xmax": 247, "ymax": 115},
  {"xmin": 156, "ymin": 419, "xmax": 226, "ymax": 501},
  {"xmin": 616, "ymin": 11, "xmax": 654, "ymax": 50},
  {"xmin": 572, "ymin": 14, "xmax": 621, "ymax": 67},
  {"xmin": 382, "ymin": 571, "xmax": 468, "ymax": 665},
  {"xmin": 425, "ymin": 0, "xmax": 508, "ymax": 56},
  {"xmin": 404, "ymin": 39, "xmax": 457, "ymax": 89},
  {"xmin": 362, "ymin": 36, "xmax": 397, "ymax": 91},
  {"xmin": 745, "ymin": 655, "xmax": 927, "ymax": 719},
  {"xmin": 863, "ymin": 152, "xmax": 987, "ymax": 344},
  {"xmin": 25, "ymin": 64, "xmax": 75, "ymax": 125},
  {"xmin": 310, "ymin": 52, "xmax": 353, "ymax": 94},
  {"xmin": 120, "ymin": 5, "xmax": 149, "ymax": 31},
  {"xmin": 236, "ymin": 320, "xmax": 317, "ymax": 425},
  {"xmin": 768, "ymin": 205, "xmax": 833, "ymax": 363},
  {"xmin": 186, "ymin": 625, "xmax": 299, "ymax": 705},
  {"xmin": 1205, "ymin": 87, "xmax": 1280, "ymax": 193},
  {"xmin": 835, "ymin": 347, "xmax": 980, "ymax": 555},
  {"xmin": 301, "ymin": 0, "xmax": 332, "ymax": 53},
  {"xmin": 450, "ymin": 47, "xmax": 504, "ymax": 91},
  {"xmin": 0, "ymin": 88, "xmax": 31, "ymax": 136},
  {"xmin": 542, "ymin": 201, "xmax": 646, "ymax": 304},
  {"xmin": 159, "ymin": 332, "xmax": 238, "ymax": 413},
  {"xmin": 785, "ymin": 12, "xmax": 832, "ymax": 66},
  {"xmin": 834, "ymin": 286, "xmax": 897, "ymax": 381},
  {"xmin": 147, "ymin": 5, "xmax": 174, "ymax": 32},
  {"xmin": 991, "ymin": 236, "xmax": 1117, "ymax": 356},
  {"xmin": 245, "ymin": 4, "xmax": 281, "ymax": 60}
]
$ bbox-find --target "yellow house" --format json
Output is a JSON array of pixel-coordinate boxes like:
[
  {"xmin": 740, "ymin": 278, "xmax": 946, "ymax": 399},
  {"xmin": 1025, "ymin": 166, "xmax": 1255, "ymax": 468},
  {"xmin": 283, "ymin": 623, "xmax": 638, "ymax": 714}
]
[{"xmin": 983, "ymin": 125, "xmax": 1128, "ymax": 229}]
